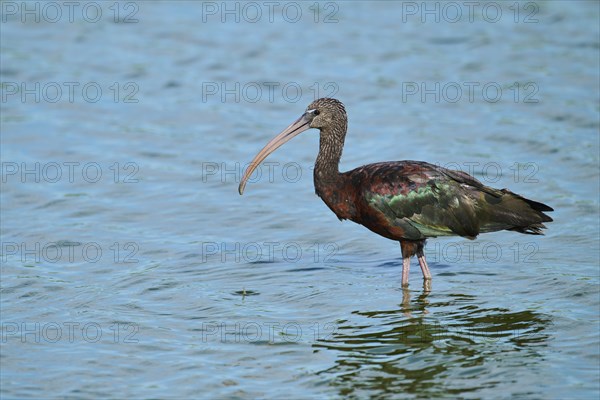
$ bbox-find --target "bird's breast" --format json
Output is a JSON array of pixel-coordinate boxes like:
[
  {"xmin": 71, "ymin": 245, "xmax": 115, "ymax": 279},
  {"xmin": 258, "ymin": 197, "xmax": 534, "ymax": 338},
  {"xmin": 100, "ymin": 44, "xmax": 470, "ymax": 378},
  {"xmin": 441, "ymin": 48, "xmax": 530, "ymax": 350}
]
[
  {"xmin": 316, "ymin": 188, "xmax": 356, "ymax": 221},
  {"xmin": 314, "ymin": 174, "xmax": 357, "ymax": 221}
]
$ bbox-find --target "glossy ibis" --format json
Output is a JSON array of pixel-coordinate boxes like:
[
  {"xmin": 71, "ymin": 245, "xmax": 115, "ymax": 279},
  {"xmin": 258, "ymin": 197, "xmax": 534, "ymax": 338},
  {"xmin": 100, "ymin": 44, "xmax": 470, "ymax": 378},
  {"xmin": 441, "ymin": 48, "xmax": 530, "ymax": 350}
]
[{"xmin": 239, "ymin": 98, "xmax": 553, "ymax": 287}]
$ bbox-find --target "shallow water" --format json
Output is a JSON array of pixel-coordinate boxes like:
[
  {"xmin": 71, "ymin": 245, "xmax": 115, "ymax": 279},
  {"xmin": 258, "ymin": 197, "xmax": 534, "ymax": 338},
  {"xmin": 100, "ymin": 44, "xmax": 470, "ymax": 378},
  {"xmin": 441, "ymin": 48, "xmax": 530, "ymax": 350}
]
[{"xmin": 1, "ymin": 1, "xmax": 599, "ymax": 398}]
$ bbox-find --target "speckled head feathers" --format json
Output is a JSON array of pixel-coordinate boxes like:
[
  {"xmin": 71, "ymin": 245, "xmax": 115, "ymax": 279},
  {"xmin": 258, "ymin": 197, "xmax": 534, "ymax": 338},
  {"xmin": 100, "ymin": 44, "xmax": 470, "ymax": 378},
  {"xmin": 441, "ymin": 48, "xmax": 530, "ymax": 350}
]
[{"xmin": 306, "ymin": 98, "xmax": 347, "ymax": 131}]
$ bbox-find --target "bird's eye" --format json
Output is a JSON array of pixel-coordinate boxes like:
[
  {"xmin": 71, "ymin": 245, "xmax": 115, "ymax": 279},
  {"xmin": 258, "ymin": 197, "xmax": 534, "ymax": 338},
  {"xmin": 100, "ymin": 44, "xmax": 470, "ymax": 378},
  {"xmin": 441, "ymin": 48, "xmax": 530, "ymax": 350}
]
[{"xmin": 313, "ymin": 110, "xmax": 320, "ymax": 116}]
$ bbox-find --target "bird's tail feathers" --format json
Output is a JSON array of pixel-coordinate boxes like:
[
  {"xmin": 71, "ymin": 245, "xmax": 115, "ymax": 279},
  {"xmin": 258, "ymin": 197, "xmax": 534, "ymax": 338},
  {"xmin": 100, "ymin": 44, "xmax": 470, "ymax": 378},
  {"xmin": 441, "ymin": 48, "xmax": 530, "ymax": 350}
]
[{"xmin": 478, "ymin": 188, "xmax": 553, "ymax": 235}]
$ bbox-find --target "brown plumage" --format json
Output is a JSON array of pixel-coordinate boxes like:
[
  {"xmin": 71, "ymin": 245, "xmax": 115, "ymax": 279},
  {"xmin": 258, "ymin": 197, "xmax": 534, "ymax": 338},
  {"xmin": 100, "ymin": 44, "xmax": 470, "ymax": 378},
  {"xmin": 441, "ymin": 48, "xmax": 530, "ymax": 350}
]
[{"xmin": 239, "ymin": 98, "xmax": 553, "ymax": 287}]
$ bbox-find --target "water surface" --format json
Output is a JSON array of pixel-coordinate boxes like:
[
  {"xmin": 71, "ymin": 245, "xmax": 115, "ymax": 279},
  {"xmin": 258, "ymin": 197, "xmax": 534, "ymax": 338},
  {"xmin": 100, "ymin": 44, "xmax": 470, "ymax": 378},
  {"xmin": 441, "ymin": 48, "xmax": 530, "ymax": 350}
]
[{"xmin": 1, "ymin": 1, "xmax": 599, "ymax": 398}]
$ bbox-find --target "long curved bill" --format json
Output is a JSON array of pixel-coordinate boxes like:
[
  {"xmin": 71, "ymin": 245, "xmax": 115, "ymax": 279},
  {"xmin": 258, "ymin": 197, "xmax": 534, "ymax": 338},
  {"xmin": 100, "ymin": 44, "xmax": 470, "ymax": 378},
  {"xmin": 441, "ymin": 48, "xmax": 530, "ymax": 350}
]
[{"xmin": 239, "ymin": 112, "xmax": 312, "ymax": 195}]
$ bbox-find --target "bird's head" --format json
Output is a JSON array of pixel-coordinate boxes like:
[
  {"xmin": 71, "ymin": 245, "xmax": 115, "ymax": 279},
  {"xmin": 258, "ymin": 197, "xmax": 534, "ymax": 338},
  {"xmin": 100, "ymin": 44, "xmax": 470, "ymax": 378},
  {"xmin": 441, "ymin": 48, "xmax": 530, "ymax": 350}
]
[
  {"xmin": 238, "ymin": 98, "xmax": 347, "ymax": 195},
  {"xmin": 304, "ymin": 97, "xmax": 347, "ymax": 129}
]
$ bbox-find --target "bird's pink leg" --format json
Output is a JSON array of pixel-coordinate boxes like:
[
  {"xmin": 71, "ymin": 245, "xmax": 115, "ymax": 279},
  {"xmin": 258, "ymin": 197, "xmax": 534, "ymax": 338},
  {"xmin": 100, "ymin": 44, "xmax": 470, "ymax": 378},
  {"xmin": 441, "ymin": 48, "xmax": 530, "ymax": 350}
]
[
  {"xmin": 417, "ymin": 251, "xmax": 432, "ymax": 281},
  {"xmin": 401, "ymin": 255, "xmax": 411, "ymax": 287}
]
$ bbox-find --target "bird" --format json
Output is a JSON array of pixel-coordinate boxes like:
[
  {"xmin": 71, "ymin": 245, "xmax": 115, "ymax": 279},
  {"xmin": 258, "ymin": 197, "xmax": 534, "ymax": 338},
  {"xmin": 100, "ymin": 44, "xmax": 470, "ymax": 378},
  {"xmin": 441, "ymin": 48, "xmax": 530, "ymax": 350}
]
[{"xmin": 238, "ymin": 98, "xmax": 553, "ymax": 287}]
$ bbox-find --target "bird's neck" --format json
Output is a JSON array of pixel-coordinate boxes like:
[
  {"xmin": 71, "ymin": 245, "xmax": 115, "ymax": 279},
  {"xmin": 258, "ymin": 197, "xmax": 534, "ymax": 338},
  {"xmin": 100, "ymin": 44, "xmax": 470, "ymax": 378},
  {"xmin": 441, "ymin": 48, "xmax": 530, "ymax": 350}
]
[
  {"xmin": 313, "ymin": 129, "xmax": 357, "ymax": 220},
  {"xmin": 314, "ymin": 127, "xmax": 344, "ymax": 188},
  {"xmin": 313, "ymin": 122, "xmax": 356, "ymax": 221},
  {"xmin": 314, "ymin": 124, "xmax": 350, "ymax": 219},
  {"xmin": 315, "ymin": 147, "xmax": 341, "ymax": 180}
]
